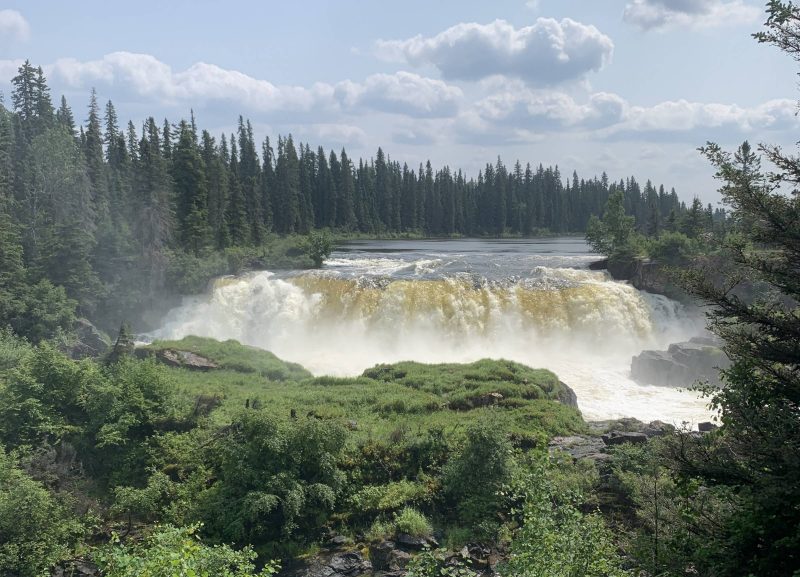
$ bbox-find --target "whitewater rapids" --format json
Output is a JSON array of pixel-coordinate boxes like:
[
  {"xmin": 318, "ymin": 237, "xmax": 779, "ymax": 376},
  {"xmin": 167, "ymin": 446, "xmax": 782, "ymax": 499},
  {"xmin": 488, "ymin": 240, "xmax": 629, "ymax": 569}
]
[{"xmin": 152, "ymin": 240, "xmax": 714, "ymax": 424}]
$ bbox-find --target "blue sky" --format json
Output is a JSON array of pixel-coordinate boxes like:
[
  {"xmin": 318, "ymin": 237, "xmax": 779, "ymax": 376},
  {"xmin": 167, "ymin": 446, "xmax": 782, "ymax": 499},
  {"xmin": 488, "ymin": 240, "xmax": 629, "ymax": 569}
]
[{"xmin": 0, "ymin": 0, "xmax": 796, "ymax": 203}]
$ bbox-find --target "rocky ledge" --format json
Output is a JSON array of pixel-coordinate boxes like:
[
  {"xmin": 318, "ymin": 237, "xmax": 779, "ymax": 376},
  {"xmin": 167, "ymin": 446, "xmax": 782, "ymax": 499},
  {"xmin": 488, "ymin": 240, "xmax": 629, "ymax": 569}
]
[{"xmin": 631, "ymin": 336, "xmax": 730, "ymax": 388}]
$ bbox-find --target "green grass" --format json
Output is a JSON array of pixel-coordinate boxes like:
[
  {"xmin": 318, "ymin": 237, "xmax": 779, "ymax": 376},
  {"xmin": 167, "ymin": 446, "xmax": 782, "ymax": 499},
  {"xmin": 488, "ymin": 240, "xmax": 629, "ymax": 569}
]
[
  {"xmin": 141, "ymin": 336, "xmax": 312, "ymax": 381},
  {"xmin": 147, "ymin": 338, "xmax": 584, "ymax": 443}
]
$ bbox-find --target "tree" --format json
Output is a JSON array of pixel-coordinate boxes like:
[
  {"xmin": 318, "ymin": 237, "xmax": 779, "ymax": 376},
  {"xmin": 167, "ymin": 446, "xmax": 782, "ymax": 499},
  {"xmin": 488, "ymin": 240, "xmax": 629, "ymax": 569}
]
[
  {"xmin": 585, "ymin": 189, "xmax": 636, "ymax": 257},
  {"xmin": 666, "ymin": 4, "xmax": 800, "ymax": 575}
]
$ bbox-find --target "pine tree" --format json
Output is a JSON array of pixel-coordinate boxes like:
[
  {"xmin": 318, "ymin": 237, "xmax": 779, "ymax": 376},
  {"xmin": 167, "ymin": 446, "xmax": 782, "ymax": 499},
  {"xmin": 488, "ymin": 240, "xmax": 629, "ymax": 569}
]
[{"xmin": 173, "ymin": 120, "xmax": 210, "ymax": 254}]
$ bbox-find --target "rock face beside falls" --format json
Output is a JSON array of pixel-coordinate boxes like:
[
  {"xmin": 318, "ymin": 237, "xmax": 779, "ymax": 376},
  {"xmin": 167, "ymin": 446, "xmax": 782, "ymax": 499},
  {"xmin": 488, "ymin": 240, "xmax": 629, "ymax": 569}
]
[{"xmin": 631, "ymin": 337, "xmax": 730, "ymax": 388}]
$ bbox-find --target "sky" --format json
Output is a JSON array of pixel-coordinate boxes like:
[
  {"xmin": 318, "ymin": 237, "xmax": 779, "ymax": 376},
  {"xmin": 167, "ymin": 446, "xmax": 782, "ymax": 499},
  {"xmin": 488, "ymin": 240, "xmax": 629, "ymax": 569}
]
[{"xmin": 0, "ymin": 0, "xmax": 797, "ymax": 204}]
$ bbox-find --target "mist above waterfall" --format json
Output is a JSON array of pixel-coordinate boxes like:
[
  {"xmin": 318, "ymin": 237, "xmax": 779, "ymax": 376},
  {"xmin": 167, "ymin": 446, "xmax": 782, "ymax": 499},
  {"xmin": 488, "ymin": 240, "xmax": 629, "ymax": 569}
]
[{"xmin": 152, "ymin": 238, "xmax": 711, "ymax": 424}]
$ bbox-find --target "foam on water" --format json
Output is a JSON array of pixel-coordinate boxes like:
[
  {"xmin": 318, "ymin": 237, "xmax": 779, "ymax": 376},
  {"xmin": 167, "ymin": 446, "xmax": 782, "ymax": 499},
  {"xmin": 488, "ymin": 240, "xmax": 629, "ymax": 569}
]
[{"xmin": 152, "ymin": 259, "xmax": 713, "ymax": 425}]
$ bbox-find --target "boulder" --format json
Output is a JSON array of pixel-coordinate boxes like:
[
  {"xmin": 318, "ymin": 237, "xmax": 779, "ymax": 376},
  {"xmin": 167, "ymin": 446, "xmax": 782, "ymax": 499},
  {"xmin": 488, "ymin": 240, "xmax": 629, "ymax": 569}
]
[
  {"xmin": 698, "ymin": 421, "xmax": 718, "ymax": 433},
  {"xmin": 557, "ymin": 381, "xmax": 579, "ymax": 409},
  {"xmin": 135, "ymin": 348, "xmax": 220, "ymax": 371},
  {"xmin": 602, "ymin": 431, "xmax": 649, "ymax": 445},
  {"xmin": 549, "ymin": 435, "xmax": 607, "ymax": 461},
  {"xmin": 328, "ymin": 552, "xmax": 370, "ymax": 576},
  {"xmin": 388, "ymin": 549, "xmax": 413, "ymax": 571},
  {"xmin": 396, "ymin": 533, "xmax": 429, "ymax": 550},
  {"xmin": 631, "ymin": 340, "xmax": 730, "ymax": 388},
  {"xmin": 369, "ymin": 541, "xmax": 396, "ymax": 571},
  {"xmin": 588, "ymin": 258, "xmax": 608, "ymax": 271},
  {"xmin": 68, "ymin": 318, "xmax": 111, "ymax": 359}
]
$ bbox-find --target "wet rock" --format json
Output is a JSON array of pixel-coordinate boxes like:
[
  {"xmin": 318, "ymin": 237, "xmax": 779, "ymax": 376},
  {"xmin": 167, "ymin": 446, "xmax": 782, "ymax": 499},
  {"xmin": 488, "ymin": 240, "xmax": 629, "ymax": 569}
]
[
  {"xmin": 642, "ymin": 420, "xmax": 675, "ymax": 438},
  {"xmin": 548, "ymin": 435, "xmax": 607, "ymax": 461},
  {"xmin": 698, "ymin": 421, "xmax": 718, "ymax": 433},
  {"xmin": 325, "ymin": 534, "xmax": 350, "ymax": 548},
  {"xmin": 588, "ymin": 258, "xmax": 608, "ymax": 271},
  {"xmin": 388, "ymin": 549, "xmax": 413, "ymax": 571},
  {"xmin": 329, "ymin": 552, "xmax": 370, "ymax": 575},
  {"xmin": 602, "ymin": 431, "xmax": 649, "ymax": 445},
  {"xmin": 397, "ymin": 533, "xmax": 429, "ymax": 550},
  {"xmin": 369, "ymin": 541, "xmax": 396, "ymax": 571},
  {"xmin": 631, "ymin": 340, "xmax": 730, "ymax": 388},
  {"xmin": 557, "ymin": 381, "xmax": 579, "ymax": 409}
]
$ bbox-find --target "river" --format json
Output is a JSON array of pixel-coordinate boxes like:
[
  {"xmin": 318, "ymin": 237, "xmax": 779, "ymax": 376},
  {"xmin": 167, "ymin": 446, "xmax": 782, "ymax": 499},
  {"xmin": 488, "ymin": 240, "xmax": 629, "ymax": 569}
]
[{"xmin": 153, "ymin": 237, "xmax": 713, "ymax": 424}]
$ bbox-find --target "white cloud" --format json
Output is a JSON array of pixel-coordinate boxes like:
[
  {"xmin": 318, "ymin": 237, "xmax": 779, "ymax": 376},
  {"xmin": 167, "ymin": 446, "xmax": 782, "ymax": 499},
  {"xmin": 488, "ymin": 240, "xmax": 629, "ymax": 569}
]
[
  {"xmin": 459, "ymin": 83, "xmax": 798, "ymax": 144},
  {"xmin": 376, "ymin": 18, "xmax": 614, "ymax": 85},
  {"xmin": 0, "ymin": 10, "xmax": 30, "ymax": 43},
  {"xmin": 309, "ymin": 123, "xmax": 367, "ymax": 147},
  {"xmin": 623, "ymin": 0, "xmax": 759, "ymax": 30},
  {"xmin": 15, "ymin": 53, "xmax": 458, "ymax": 120},
  {"xmin": 617, "ymin": 98, "xmax": 799, "ymax": 133},
  {"xmin": 48, "ymin": 52, "xmax": 335, "ymax": 113},
  {"xmin": 468, "ymin": 83, "xmax": 627, "ymax": 132},
  {"xmin": 336, "ymin": 72, "xmax": 462, "ymax": 117}
]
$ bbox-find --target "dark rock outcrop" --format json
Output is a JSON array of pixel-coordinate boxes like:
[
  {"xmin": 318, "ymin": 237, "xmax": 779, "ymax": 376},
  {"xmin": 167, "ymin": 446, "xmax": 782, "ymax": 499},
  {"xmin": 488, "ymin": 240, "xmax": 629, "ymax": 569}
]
[
  {"xmin": 68, "ymin": 318, "xmax": 111, "ymax": 359},
  {"xmin": 557, "ymin": 381, "xmax": 579, "ymax": 409},
  {"xmin": 550, "ymin": 418, "xmax": 678, "ymax": 462},
  {"xmin": 369, "ymin": 541, "xmax": 396, "ymax": 571},
  {"xmin": 631, "ymin": 337, "xmax": 730, "ymax": 388},
  {"xmin": 548, "ymin": 435, "xmax": 608, "ymax": 462},
  {"xmin": 602, "ymin": 431, "xmax": 649, "ymax": 445},
  {"xmin": 134, "ymin": 348, "xmax": 220, "ymax": 371},
  {"xmin": 291, "ymin": 551, "xmax": 372, "ymax": 577}
]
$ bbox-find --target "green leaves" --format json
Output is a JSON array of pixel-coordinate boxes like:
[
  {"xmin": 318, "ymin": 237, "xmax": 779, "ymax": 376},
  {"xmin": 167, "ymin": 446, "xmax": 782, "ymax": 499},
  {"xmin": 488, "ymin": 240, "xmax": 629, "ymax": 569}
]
[{"xmin": 95, "ymin": 524, "xmax": 279, "ymax": 577}]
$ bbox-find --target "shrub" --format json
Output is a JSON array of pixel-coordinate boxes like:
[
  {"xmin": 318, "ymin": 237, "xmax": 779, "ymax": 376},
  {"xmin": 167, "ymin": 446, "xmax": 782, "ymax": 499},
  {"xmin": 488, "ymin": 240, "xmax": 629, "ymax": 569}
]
[
  {"xmin": 394, "ymin": 507, "xmax": 433, "ymax": 538},
  {"xmin": 94, "ymin": 524, "xmax": 278, "ymax": 577},
  {"xmin": 0, "ymin": 448, "xmax": 84, "ymax": 577}
]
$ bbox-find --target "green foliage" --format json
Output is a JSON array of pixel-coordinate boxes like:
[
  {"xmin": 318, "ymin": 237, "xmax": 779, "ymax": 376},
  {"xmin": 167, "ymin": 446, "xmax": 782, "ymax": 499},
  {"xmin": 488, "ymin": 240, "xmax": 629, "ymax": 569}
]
[
  {"xmin": 394, "ymin": 506, "xmax": 433, "ymax": 537},
  {"xmin": 199, "ymin": 412, "xmax": 347, "ymax": 548},
  {"xmin": 0, "ymin": 447, "xmax": 84, "ymax": 577},
  {"xmin": 350, "ymin": 479, "xmax": 431, "ymax": 514},
  {"xmin": 303, "ymin": 230, "xmax": 333, "ymax": 267},
  {"xmin": 94, "ymin": 524, "xmax": 278, "ymax": 577},
  {"xmin": 406, "ymin": 547, "xmax": 479, "ymax": 577},
  {"xmin": 0, "ymin": 325, "xmax": 31, "ymax": 373},
  {"xmin": 503, "ymin": 454, "xmax": 632, "ymax": 577},
  {"xmin": 585, "ymin": 190, "xmax": 637, "ymax": 257},
  {"xmin": 442, "ymin": 417, "xmax": 516, "ymax": 539},
  {"xmin": 645, "ymin": 230, "xmax": 700, "ymax": 264},
  {"xmin": 142, "ymin": 336, "xmax": 312, "ymax": 381},
  {"xmin": 0, "ymin": 346, "xmax": 185, "ymax": 484}
]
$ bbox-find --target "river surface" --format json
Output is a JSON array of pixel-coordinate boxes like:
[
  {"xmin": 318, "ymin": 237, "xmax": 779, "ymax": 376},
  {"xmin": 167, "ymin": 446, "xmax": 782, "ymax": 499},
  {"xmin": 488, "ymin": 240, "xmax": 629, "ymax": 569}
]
[{"xmin": 153, "ymin": 238, "xmax": 713, "ymax": 424}]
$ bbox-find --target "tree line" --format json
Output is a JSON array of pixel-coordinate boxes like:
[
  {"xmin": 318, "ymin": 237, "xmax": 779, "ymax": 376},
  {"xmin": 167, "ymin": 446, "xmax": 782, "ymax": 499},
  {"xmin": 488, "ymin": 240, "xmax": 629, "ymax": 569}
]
[{"xmin": 0, "ymin": 61, "xmax": 711, "ymax": 337}]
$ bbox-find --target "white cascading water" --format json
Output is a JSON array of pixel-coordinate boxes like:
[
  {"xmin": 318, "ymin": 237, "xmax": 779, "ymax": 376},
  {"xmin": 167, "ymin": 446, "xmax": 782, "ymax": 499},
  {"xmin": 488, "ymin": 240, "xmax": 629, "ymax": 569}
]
[{"xmin": 152, "ymin": 247, "xmax": 714, "ymax": 425}]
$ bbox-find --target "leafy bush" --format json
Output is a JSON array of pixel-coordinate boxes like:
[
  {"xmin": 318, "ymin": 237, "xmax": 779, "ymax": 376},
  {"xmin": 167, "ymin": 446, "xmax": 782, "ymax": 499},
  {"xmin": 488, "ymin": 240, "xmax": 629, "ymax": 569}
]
[
  {"xmin": 94, "ymin": 524, "xmax": 278, "ymax": 577},
  {"xmin": 646, "ymin": 231, "xmax": 700, "ymax": 263},
  {"xmin": 0, "ymin": 448, "xmax": 84, "ymax": 577},
  {"xmin": 394, "ymin": 507, "xmax": 433, "ymax": 537},
  {"xmin": 503, "ymin": 454, "xmax": 631, "ymax": 577},
  {"xmin": 199, "ymin": 412, "xmax": 347, "ymax": 548},
  {"xmin": 442, "ymin": 417, "xmax": 515, "ymax": 539}
]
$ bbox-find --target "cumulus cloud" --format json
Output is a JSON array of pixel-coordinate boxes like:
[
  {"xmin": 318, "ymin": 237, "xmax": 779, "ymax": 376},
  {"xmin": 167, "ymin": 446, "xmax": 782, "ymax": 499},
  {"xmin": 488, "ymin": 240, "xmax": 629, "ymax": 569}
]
[
  {"xmin": 623, "ymin": 0, "xmax": 759, "ymax": 30},
  {"xmin": 48, "ymin": 52, "xmax": 334, "ymax": 113},
  {"xmin": 376, "ymin": 18, "xmax": 613, "ymax": 85},
  {"xmin": 14, "ymin": 52, "xmax": 458, "ymax": 120},
  {"xmin": 459, "ymin": 84, "xmax": 798, "ymax": 144},
  {"xmin": 0, "ymin": 9, "xmax": 30, "ymax": 44},
  {"xmin": 616, "ymin": 98, "xmax": 799, "ymax": 134},
  {"xmin": 471, "ymin": 85, "xmax": 627, "ymax": 130},
  {"xmin": 309, "ymin": 123, "xmax": 367, "ymax": 147},
  {"xmin": 336, "ymin": 72, "xmax": 462, "ymax": 117}
]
